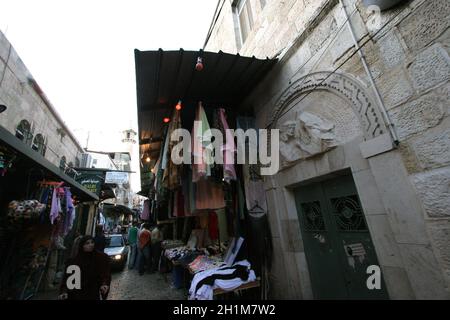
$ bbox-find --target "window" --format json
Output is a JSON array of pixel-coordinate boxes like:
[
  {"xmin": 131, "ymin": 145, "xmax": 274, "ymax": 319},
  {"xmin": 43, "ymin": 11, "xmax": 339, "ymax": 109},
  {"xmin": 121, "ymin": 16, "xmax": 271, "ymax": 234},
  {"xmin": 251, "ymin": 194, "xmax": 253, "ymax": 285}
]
[
  {"xmin": 60, "ymin": 156, "xmax": 66, "ymax": 170},
  {"xmin": 16, "ymin": 120, "xmax": 33, "ymax": 145},
  {"xmin": 236, "ymin": 0, "xmax": 254, "ymax": 45},
  {"xmin": 32, "ymin": 134, "xmax": 46, "ymax": 156}
]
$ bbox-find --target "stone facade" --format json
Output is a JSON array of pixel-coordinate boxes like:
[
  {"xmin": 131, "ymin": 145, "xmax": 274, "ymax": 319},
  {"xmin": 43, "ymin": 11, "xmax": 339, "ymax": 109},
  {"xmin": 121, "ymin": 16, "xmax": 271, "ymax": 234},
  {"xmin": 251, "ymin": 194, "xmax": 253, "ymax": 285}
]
[
  {"xmin": 205, "ymin": 0, "xmax": 450, "ymax": 299},
  {"xmin": 0, "ymin": 30, "xmax": 84, "ymax": 169}
]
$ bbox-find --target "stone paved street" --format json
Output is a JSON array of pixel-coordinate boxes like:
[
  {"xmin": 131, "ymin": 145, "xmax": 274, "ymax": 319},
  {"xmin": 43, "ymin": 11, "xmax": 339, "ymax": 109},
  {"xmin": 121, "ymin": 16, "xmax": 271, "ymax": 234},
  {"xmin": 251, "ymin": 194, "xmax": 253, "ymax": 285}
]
[{"xmin": 108, "ymin": 266, "xmax": 187, "ymax": 300}]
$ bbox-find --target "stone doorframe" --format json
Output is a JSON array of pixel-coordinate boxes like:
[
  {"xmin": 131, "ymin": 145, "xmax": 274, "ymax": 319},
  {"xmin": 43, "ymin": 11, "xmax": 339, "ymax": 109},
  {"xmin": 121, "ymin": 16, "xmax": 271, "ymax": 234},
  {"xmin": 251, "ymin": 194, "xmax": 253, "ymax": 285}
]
[{"xmin": 262, "ymin": 71, "xmax": 448, "ymax": 299}]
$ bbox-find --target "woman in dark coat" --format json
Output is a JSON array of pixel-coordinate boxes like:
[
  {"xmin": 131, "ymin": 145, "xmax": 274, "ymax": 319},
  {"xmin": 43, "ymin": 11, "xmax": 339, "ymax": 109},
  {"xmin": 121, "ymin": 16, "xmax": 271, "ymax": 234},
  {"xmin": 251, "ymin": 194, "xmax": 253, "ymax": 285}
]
[{"xmin": 59, "ymin": 235, "xmax": 111, "ymax": 300}]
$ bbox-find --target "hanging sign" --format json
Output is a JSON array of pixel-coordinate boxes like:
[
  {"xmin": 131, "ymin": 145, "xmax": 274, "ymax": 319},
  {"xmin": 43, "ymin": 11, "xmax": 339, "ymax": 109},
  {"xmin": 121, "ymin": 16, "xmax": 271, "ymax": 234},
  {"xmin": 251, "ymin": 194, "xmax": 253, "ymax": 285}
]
[
  {"xmin": 76, "ymin": 171, "xmax": 104, "ymax": 196},
  {"xmin": 105, "ymin": 171, "xmax": 129, "ymax": 184}
]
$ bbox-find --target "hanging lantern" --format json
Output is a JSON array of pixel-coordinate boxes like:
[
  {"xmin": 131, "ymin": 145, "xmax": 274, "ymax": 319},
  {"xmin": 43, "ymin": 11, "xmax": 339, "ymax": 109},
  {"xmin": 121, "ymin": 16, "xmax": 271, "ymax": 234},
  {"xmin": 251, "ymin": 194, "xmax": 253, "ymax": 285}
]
[
  {"xmin": 195, "ymin": 57, "xmax": 203, "ymax": 71},
  {"xmin": 175, "ymin": 100, "xmax": 182, "ymax": 111},
  {"xmin": 145, "ymin": 156, "xmax": 151, "ymax": 163},
  {"xmin": 163, "ymin": 117, "xmax": 171, "ymax": 123}
]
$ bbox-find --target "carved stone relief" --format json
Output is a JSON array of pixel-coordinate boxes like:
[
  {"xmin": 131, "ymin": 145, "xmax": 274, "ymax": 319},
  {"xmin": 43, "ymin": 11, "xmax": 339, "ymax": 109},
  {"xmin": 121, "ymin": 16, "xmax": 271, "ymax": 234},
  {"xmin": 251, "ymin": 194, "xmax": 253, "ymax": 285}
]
[
  {"xmin": 269, "ymin": 72, "xmax": 383, "ymax": 167},
  {"xmin": 280, "ymin": 111, "xmax": 336, "ymax": 163}
]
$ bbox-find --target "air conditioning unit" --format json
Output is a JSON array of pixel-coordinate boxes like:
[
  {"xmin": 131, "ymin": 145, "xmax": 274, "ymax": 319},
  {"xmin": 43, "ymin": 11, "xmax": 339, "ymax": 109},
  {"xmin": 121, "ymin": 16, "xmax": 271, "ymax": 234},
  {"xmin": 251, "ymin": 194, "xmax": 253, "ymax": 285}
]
[{"xmin": 81, "ymin": 153, "xmax": 93, "ymax": 168}]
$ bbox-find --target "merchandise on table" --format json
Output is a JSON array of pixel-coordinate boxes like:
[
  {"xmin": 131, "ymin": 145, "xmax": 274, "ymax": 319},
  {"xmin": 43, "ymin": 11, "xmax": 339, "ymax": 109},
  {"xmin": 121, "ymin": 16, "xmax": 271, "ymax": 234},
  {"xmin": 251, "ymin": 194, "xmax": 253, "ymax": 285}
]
[{"xmin": 188, "ymin": 260, "xmax": 257, "ymax": 300}]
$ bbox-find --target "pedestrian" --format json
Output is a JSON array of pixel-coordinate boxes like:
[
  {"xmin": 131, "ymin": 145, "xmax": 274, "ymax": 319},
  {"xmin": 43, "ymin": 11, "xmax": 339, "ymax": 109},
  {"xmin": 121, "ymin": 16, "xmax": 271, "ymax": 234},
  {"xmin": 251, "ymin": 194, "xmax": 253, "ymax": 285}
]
[
  {"xmin": 127, "ymin": 222, "xmax": 139, "ymax": 269},
  {"xmin": 150, "ymin": 223, "xmax": 163, "ymax": 272},
  {"xmin": 137, "ymin": 223, "xmax": 152, "ymax": 276},
  {"xmin": 94, "ymin": 225, "xmax": 106, "ymax": 253},
  {"xmin": 58, "ymin": 235, "xmax": 111, "ymax": 300}
]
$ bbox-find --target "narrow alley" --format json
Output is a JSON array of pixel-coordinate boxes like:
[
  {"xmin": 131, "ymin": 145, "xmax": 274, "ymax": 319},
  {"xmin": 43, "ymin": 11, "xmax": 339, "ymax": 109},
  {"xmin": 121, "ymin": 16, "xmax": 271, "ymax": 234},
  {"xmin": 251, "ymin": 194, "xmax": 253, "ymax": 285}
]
[{"xmin": 108, "ymin": 267, "xmax": 186, "ymax": 300}]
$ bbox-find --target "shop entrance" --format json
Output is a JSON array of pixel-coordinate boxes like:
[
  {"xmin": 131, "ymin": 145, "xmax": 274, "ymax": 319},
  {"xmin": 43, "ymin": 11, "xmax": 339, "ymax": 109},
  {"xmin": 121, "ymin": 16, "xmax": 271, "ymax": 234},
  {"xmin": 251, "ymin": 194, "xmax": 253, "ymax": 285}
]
[{"xmin": 294, "ymin": 172, "xmax": 389, "ymax": 299}]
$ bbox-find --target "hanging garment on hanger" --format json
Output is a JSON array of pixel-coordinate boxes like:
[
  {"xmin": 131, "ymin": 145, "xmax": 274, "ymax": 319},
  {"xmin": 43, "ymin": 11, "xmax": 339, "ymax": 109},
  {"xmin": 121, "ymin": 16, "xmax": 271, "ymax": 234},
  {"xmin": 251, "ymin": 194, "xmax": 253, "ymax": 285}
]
[
  {"xmin": 236, "ymin": 116, "xmax": 268, "ymax": 218},
  {"xmin": 164, "ymin": 109, "xmax": 182, "ymax": 190},
  {"xmin": 218, "ymin": 108, "xmax": 237, "ymax": 183},
  {"xmin": 39, "ymin": 187, "xmax": 51, "ymax": 223},
  {"xmin": 64, "ymin": 187, "xmax": 75, "ymax": 235},
  {"xmin": 192, "ymin": 102, "xmax": 213, "ymax": 182},
  {"xmin": 195, "ymin": 179, "xmax": 225, "ymax": 210},
  {"xmin": 182, "ymin": 171, "xmax": 192, "ymax": 216},
  {"xmin": 188, "ymin": 168, "xmax": 197, "ymax": 214},
  {"xmin": 50, "ymin": 188, "xmax": 59, "ymax": 224},
  {"xmin": 216, "ymin": 208, "xmax": 229, "ymax": 243},
  {"xmin": 173, "ymin": 189, "xmax": 185, "ymax": 217}
]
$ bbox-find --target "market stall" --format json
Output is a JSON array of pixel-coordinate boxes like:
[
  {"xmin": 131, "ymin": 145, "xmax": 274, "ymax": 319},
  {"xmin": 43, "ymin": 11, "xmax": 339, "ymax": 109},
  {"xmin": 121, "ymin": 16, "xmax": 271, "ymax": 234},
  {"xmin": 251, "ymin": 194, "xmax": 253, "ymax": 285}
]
[
  {"xmin": 0, "ymin": 126, "xmax": 98, "ymax": 299},
  {"xmin": 135, "ymin": 49, "xmax": 277, "ymax": 300}
]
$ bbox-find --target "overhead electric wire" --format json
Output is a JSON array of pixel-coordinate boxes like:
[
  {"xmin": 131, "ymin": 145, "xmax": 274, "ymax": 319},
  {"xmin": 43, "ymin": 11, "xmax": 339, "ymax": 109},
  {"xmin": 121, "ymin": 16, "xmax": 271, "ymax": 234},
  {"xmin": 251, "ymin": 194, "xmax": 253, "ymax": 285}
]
[{"xmin": 265, "ymin": 4, "xmax": 405, "ymax": 129}]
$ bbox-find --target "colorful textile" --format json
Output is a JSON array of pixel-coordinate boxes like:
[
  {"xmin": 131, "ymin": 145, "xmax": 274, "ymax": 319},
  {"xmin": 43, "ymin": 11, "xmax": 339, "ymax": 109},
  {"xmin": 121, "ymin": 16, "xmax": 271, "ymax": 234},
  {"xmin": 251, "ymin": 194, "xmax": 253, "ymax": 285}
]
[
  {"xmin": 218, "ymin": 108, "xmax": 236, "ymax": 183},
  {"xmin": 195, "ymin": 179, "xmax": 225, "ymax": 210},
  {"xmin": 236, "ymin": 116, "xmax": 268, "ymax": 217},
  {"xmin": 192, "ymin": 102, "xmax": 213, "ymax": 182},
  {"xmin": 50, "ymin": 189, "xmax": 60, "ymax": 224}
]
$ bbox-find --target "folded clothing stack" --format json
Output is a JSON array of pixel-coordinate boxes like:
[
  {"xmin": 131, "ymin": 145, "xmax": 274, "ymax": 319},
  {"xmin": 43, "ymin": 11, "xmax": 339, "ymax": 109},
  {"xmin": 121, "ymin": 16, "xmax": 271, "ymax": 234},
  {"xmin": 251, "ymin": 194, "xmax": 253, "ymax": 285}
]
[
  {"xmin": 188, "ymin": 255, "xmax": 225, "ymax": 274},
  {"xmin": 162, "ymin": 239, "xmax": 185, "ymax": 249},
  {"xmin": 189, "ymin": 260, "xmax": 257, "ymax": 300}
]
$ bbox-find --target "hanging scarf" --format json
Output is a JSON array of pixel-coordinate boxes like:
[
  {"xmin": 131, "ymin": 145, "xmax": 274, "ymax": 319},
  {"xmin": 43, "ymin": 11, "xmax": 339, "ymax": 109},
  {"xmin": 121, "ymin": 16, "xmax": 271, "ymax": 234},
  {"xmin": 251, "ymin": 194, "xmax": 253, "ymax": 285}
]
[
  {"xmin": 50, "ymin": 188, "xmax": 60, "ymax": 224},
  {"xmin": 218, "ymin": 108, "xmax": 237, "ymax": 183}
]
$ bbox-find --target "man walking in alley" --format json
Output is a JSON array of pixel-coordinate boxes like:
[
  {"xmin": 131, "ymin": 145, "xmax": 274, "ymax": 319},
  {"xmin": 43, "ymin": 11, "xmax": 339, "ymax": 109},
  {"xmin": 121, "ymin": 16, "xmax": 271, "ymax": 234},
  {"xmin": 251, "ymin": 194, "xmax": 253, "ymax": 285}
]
[
  {"xmin": 94, "ymin": 225, "xmax": 106, "ymax": 253},
  {"xmin": 138, "ymin": 223, "xmax": 151, "ymax": 276},
  {"xmin": 127, "ymin": 222, "xmax": 138, "ymax": 269}
]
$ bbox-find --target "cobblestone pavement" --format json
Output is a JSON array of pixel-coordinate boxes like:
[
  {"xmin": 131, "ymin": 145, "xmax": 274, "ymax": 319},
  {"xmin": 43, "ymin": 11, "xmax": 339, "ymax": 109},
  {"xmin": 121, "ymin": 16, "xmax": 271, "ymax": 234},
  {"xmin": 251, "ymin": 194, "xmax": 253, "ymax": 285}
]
[{"xmin": 108, "ymin": 266, "xmax": 187, "ymax": 300}]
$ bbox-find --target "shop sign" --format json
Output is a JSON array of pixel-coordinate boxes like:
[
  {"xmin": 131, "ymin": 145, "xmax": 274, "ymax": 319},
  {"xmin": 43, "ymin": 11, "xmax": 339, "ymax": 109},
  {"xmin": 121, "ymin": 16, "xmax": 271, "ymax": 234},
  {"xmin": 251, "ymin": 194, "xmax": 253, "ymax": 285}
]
[
  {"xmin": 76, "ymin": 171, "xmax": 103, "ymax": 196},
  {"xmin": 105, "ymin": 171, "xmax": 129, "ymax": 184}
]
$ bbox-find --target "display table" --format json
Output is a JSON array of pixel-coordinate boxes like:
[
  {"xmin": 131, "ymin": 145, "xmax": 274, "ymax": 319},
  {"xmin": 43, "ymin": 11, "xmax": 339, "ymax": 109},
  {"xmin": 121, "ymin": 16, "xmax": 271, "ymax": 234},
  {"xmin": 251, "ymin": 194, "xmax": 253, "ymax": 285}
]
[{"xmin": 213, "ymin": 279, "xmax": 261, "ymax": 296}]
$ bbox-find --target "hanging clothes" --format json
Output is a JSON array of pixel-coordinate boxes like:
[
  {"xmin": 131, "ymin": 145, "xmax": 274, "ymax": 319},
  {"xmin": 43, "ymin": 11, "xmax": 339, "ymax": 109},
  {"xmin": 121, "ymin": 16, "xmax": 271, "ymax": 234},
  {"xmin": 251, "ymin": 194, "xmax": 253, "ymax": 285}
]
[
  {"xmin": 218, "ymin": 108, "xmax": 237, "ymax": 183},
  {"xmin": 236, "ymin": 116, "xmax": 268, "ymax": 217},
  {"xmin": 64, "ymin": 187, "xmax": 75, "ymax": 235},
  {"xmin": 195, "ymin": 179, "xmax": 225, "ymax": 211},
  {"xmin": 50, "ymin": 188, "xmax": 59, "ymax": 224},
  {"xmin": 208, "ymin": 211, "xmax": 219, "ymax": 241},
  {"xmin": 39, "ymin": 187, "xmax": 51, "ymax": 223},
  {"xmin": 172, "ymin": 189, "xmax": 185, "ymax": 217},
  {"xmin": 192, "ymin": 102, "xmax": 213, "ymax": 182},
  {"xmin": 182, "ymin": 170, "xmax": 192, "ymax": 216},
  {"xmin": 164, "ymin": 109, "xmax": 182, "ymax": 190},
  {"xmin": 188, "ymin": 168, "xmax": 197, "ymax": 214},
  {"xmin": 216, "ymin": 208, "xmax": 229, "ymax": 243}
]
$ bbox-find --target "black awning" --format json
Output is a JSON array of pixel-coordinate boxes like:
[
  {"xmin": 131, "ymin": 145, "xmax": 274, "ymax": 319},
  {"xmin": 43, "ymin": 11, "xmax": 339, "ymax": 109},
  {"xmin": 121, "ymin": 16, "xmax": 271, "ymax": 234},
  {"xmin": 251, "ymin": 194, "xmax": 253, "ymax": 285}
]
[
  {"xmin": 134, "ymin": 49, "xmax": 277, "ymax": 113},
  {"xmin": 134, "ymin": 49, "xmax": 277, "ymax": 191},
  {"xmin": 0, "ymin": 126, "xmax": 99, "ymax": 202}
]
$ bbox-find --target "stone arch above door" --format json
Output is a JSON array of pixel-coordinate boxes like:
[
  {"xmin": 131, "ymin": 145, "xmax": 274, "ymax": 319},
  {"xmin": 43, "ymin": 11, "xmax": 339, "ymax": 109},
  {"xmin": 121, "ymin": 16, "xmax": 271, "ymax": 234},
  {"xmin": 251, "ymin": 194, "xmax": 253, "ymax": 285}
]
[
  {"xmin": 267, "ymin": 72, "xmax": 387, "ymax": 168},
  {"xmin": 268, "ymin": 72, "xmax": 386, "ymax": 139}
]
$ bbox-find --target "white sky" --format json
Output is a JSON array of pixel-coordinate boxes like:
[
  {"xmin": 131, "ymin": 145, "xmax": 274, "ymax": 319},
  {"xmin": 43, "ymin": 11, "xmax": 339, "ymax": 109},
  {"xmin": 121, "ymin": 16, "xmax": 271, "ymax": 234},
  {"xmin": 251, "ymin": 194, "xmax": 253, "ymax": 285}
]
[{"xmin": 0, "ymin": 0, "xmax": 219, "ymax": 191}]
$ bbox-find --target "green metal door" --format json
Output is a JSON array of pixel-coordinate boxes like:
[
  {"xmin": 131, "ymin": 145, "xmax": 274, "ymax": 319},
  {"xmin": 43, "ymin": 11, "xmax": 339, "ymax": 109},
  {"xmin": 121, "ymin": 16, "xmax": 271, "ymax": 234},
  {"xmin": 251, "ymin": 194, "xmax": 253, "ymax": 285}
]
[{"xmin": 295, "ymin": 174, "xmax": 389, "ymax": 299}]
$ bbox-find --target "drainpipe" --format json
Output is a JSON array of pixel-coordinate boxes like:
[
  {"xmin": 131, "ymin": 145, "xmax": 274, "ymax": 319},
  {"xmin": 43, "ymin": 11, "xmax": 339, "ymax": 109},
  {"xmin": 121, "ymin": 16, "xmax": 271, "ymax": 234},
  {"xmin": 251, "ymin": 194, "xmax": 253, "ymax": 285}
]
[{"xmin": 339, "ymin": 0, "xmax": 399, "ymax": 145}]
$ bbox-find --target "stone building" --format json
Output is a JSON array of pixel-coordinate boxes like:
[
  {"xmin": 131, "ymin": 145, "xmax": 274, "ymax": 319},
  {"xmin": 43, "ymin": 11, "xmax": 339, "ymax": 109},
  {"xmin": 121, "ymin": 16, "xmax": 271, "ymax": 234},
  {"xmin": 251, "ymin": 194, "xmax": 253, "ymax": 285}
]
[
  {"xmin": 204, "ymin": 0, "xmax": 450, "ymax": 299},
  {"xmin": 0, "ymin": 30, "xmax": 84, "ymax": 172}
]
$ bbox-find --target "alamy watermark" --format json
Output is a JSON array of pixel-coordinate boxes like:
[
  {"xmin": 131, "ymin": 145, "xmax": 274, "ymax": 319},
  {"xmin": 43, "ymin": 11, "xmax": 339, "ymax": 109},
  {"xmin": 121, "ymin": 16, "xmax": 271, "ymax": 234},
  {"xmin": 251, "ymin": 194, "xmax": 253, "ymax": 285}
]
[{"xmin": 169, "ymin": 121, "xmax": 280, "ymax": 176}]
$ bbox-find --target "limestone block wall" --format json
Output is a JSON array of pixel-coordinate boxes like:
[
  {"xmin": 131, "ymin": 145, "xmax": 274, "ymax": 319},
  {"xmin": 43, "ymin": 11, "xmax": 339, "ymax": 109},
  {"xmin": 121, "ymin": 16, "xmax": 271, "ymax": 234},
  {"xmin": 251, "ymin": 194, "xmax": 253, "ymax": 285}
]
[
  {"xmin": 205, "ymin": 0, "xmax": 450, "ymax": 299},
  {"xmin": 0, "ymin": 30, "xmax": 84, "ymax": 168}
]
